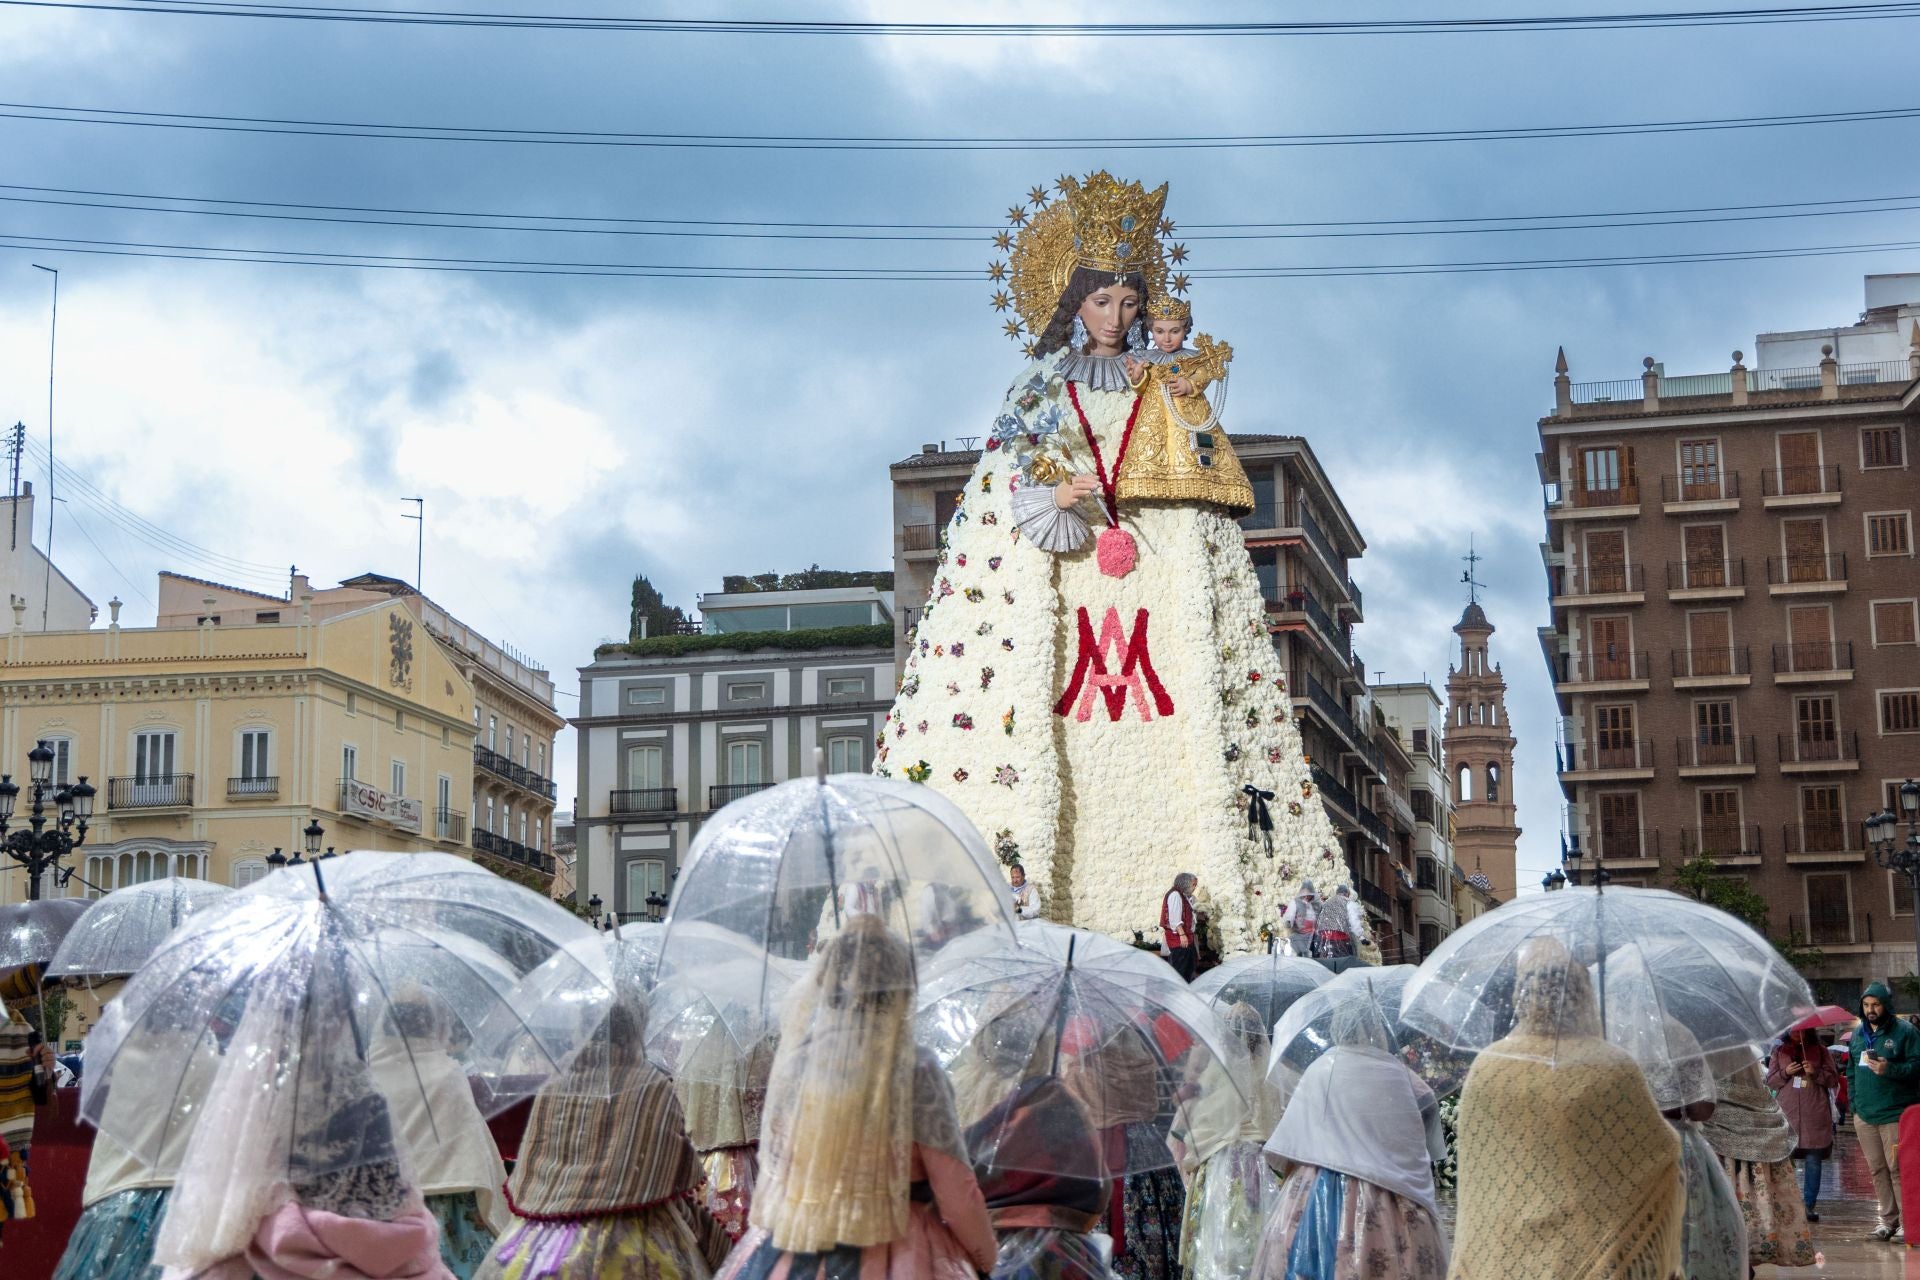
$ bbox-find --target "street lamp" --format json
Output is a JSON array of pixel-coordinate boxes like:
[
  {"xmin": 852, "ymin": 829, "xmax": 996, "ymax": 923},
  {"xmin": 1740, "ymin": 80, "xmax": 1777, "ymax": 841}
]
[
  {"xmin": 1542, "ymin": 869, "xmax": 1568, "ymax": 892},
  {"xmin": 1868, "ymin": 780, "xmax": 1920, "ymax": 978},
  {"xmin": 644, "ymin": 889, "xmax": 669, "ymax": 923},
  {"xmin": 0, "ymin": 741, "xmax": 94, "ymax": 898},
  {"xmin": 586, "ymin": 892, "xmax": 603, "ymax": 928},
  {"xmin": 303, "ymin": 819, "xmax": 325, "ymax": 859},
  {"xmin": 266, "ymin": 847, "xmax": 288, "ymax": 873}
]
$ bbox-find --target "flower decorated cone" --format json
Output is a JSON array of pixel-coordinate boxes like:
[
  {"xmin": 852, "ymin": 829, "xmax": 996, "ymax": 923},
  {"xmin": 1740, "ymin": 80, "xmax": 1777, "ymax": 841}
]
[{"xmin": 875, "ymin": 172, "xmax": 1350, "ymax": 951}]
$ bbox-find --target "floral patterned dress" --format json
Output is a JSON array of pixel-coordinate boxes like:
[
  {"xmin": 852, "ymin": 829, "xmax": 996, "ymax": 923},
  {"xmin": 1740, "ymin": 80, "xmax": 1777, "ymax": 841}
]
[
  {"xmin": 1251, "ymin": 1165, "xmax": 1447, "ymax": 1280},
  {"xmin": 1675, "ymin": 1123, "xmax": 1745, "ymax": 1280}
]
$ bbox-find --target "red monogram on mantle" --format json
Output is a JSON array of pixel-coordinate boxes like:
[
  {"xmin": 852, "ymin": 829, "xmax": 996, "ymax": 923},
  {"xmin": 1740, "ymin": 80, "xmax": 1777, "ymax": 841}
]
[{"xmin": 1055, "ymin": 606, "xmax": 1176, "ymax": 723}]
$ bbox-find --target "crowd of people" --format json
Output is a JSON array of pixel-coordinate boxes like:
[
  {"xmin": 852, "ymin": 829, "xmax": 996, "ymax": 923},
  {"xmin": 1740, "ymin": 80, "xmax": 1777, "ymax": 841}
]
[{"xmin": 0, "ymin": 863, "xmax": 1900, "ymax": 1280}]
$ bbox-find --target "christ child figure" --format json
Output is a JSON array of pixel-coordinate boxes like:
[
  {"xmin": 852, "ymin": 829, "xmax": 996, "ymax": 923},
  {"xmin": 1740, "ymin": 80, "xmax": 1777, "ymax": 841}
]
[{"xmin": 1111, "ymin": 293, "xmax": 1252, "ymax": 513}]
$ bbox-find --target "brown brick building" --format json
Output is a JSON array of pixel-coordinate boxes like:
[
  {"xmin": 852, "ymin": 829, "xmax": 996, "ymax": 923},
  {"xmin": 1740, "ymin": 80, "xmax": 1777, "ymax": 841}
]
[{"xmin": 1542, "ymin": 283, "xmax": 1920, "ymax": 1002}]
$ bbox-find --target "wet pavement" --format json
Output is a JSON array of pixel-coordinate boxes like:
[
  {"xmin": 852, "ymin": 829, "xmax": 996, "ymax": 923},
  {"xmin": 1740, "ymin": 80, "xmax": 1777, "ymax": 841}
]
[{"xmin": 1755, "ymin": 1127, "xmax": 1918, "ymax": 1279}]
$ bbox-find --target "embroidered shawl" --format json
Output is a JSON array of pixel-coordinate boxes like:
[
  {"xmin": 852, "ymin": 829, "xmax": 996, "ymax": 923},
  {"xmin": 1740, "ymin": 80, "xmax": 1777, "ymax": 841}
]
[{"xmin": 1701, "ymin": 1062, "xmax": 1795, "ymax": 1165}]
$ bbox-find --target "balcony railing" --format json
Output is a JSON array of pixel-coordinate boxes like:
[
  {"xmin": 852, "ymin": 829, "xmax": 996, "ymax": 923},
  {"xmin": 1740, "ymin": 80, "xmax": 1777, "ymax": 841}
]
[
  {"xmin": 227, "ymin": 775, "xmax": 279, "ymax": 798},
  {"xmin": 1570, "ymin": 480, "xmax": 1639, "ymax": 509},
  {"xmin": 1344, "ymin": 577, "xmax": 1363, "ymax": 617},
  {"xmin": 1563, "ymin": 650, "xmax": 1649, "ymax": 683},
  {"xmin": 1582, "ymin": 829, "xmax": 1663, "ymax": 862},
  {"xmin": 1568, "ymin": 561, "xmax": 1644, "ymax": 596},
  {"xmin": 1357, "ymin": 803, "xmax": 1391, "ymax": 848},
  {"xmin": 1778, "ymin": 731, "xmax": 1861, "ymax": 766},
  {"xmin": 1674, "ymin": 735, "xmax": 1757, "ymax": 769},
  {"xmin": 475, "ymin": 745, "xmax": 559, "ymax": 800},
  {"xmin": 1782, "ymin": 822, "xmax": 1852, "ymax": 856},
  {"xmin": 1569, "ymin": 377, "xmax": 1643, "ymax": 404},
  {"xmin": 1359, "ymin": 879, "xmax": 1392, "ymax": 917},
  {"xmin": 1560, "ymin": 740, "xmax": 1654, "ymax": 772},
  {"xmin": 1766, "ymin": 553, "xmax": 1847, "ymax": 586},
  {"xmin": 108, "ymin": 774, "xmax": 194, "ymax": 809},
  {"xmin": 1670, "ymin": 645, "xmax": 1750, "ymax": 680},
  {"xmin": 1305, "ymin": 675, "xmax": 1383, "ymax": 775},
  {"xmin": 1241, "ymin": 500, "xmax": 1344, "ymax": 573},
  {"xmin": 1659, "ymin": 471, "xmax": 1741, "ymax": 503},
  {"xmin": 1310, "ymin": 763, "xmax": 1358, "ymax": 818},
  {"xmin": 474, "ymin": 827, "xmax": 555, "ymax": 874},
  {"xmin": 1790, "ymin": 909, "xmax": 1869, "ymax": 948},
  {"xmin": 1666, "ymin": 559, "xmax": 1745, "ymax": 591},
  {"xmin": 611, "ymin": 787, "xmax": 678, "ymax": 816},
  {"xmin": 1761, "ymin": 464, "xmax": 1843, "ymax": 498},
  {"xmin": 1277, "ymin": 591, "xmax": 1352, "ymax": 664},
  {"xmin": 1772, "ymin": 640, "xmax": 1854, "ymax": 676},
  {"xmin": 902, "ymin": 523, "xmax": 937, "ymax": 552},
  {"xmin": 709, "ymin": 782, "xmax": 771, "ymax": 809},
  {"xmin": 1681, "ymin": 824, "xmax": 1763, "ymax": 859},
  {"xmin": 434, "ymin": 807, "xmax": 467, "ymax": 842}
]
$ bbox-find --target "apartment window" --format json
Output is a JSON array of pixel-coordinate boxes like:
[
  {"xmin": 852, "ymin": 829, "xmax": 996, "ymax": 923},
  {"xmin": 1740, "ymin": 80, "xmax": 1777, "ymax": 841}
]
[
  {"xmin": 1881, "ymin": 690, "xmax": 1920, "ymax": 735},
  {"xmin": 1679, "ymin": 438, "xmax": 1723, "ymax": 500},
  {"xmin": 626, "ymin": 744, "xmax": 664, "ymax": 789},
  {"xmin": 1777, "ymin": 430, "xmax": 1824, "ymax": 492},
  {"xmin": 255, "ymin": 610, "xmax": 281, "ymax": 624},
  {"xmin": 537, "ymin": 744, "xmax": 546, "ymax": 775},
  {"xmin": 1410, "ymin": 788, "xmax": 1435, "ymax": 824},
  {"xmin": 1580, "ymin": 445, "xmax": 1626, "ymax": 501},
  {"xmin": 1587, "ymin": 615, "xmax": 1633, "ymax": 679},
  {"xmin": 1785, "ymin": 604, "xmax": 1834, "ymax": 671},
  {"xmin": 1801, "ymin": 785, "xmax": 1846, "ymax": 853},
  {"xmin": 391, "ymin": 760, "xmax": 406, "ymax": 797},
  {"xmin": 1694, "ymin": 700, "xmax": 1735, "ymax": 746},
  {"xmin": 43, "ymin": 737, "xmax": 72, "ymax": 786},
  {"xmin": 1782, "ymin": 518, "xmax": 1829, "ymax": 581},
  {"xmin": 1874, "ymin": 600, "xmax": 1919, "ymax": 647},
  {"xmin": 474, "ymin": 705, "xmax": 482, "ymax": 727},
  {"xmin": 345, "ymin": 691, "xmax": 357, "ymax": 716},
  {"xmin": 239, "ymin": 728, "xmax": 270, "ymax": 780},
  {"xmin": 1597, "ymin": 792, "xmax": 1642, "ymax": 858},
  {"xmin": 488, "ymin": 716, "xmax": 498, "ymax": 751},
  {"xmin": 1411, "ymin": 728, "xmax": 1428, "ymax": 754},
  {"xmin": 503, "ymin": 725, "xmax": 514, "ymax": 761},
  {"xmin": 1805, "ymin": 873, "xmax": 1854, "ymax": 946},
  {"xmin": 1863, "ymin": 425, "xmax": 1906, "ymax": 469},
  {"xmin": 625, "ymin": 859, "xmax": 666, "ymax": 914},
  {"xmin": 825, "ymin": 676, "xmax": 865, "ymax": 697},
  {"xmin": 484, "ymin": 796, "xmax": 495, "ymax": 834},
  {"xmin": 1795, "ymin": 696, "xmax": 1839, "ymax": 760},
  {"xmin": 518, "ymin": 812, "xmax": 528, "ymax": 845},
  {"xmin": 826, "ymin": 735, "xmax": 864, "ymax": 774},
  {"xmin": 502, "ymin": 802, "xmax": 512, "ymax": 836},
  {"xmin": 521, "ymin": 738, "xmax": 530, "ymax": 768},
  {"xmin": 232, "ymin": 858, "xmax": 269, "ymax": 889},
  {"xmin": 437, "ymin": 776, "xmax": 453, "ymax": 833},
  {"xmin": 726, "ymin": 740, "xmax": 765, "ymax": 785},
  {"xmin": 1685, "ymin": 609, "xmax": 1734, "ymax": 676},
  {"xmin": 1681, "ymin": 524, "xmax": 1728, "ymax": 588},
  {"xmin": 1583, "ymin": 529, "xmax": 1628, "ymax": 593},
  {"xmin": 1866, "ymin": 512, "xmax": 1913, "ymax": 558},
  {"xmin": 1697, "ymin": 789, "xmax": 1742, "ymax": 853},
  {"xmin": 342, "ymin": 744, "xmax": 357, "ymax": 781},
  {"xmin": 135, "ymin": 730, "xmax": 177, "ymax": 782},
  {"xmin": 1894, "ymin": 871, "xmax": 1915, "ymax": 918},
  {"xmin": 728, "ymin": 682, "xmax": 767, "ymax": 703},
  {"xmin": 628, "ymin": 686, "xmax": 667, "ymax": 706},
  {"xmin": 1593, "ymin": 704, "xmax": 1637, "ymax": 768}
]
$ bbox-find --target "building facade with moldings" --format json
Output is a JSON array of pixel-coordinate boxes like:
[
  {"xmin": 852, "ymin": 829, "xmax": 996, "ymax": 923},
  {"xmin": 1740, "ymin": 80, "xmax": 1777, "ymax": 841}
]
[
  {"xmin": 572, "ymin": 582, "xmax": 894, "ymax": 924},
  {"xmin": 1543, "ymin": 274, "xmax": 1920, "ymax": 1003},
  {"xmin": 0, "ymin": 590, "xmax": 477, "ymax": 904}
]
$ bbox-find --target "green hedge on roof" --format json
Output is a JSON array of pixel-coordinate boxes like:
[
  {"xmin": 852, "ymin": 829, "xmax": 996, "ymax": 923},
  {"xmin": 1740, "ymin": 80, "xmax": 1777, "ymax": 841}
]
[{"xmin": 596, "ymin": 622, "xmax": 894, "ymax": 659}]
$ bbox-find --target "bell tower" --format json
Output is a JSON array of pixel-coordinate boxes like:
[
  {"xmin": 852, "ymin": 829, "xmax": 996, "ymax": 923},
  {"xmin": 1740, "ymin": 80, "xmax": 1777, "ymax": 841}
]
[{"xmin": 1445, "ymin": 547, "xmax": 1521, "ymax": 901}]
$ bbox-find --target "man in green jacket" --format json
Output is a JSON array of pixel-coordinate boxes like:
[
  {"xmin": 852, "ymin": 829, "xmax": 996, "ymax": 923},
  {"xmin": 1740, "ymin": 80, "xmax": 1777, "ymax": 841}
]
[{"xmin": 1849, "ymin": 981, "xmax": 1920, "ymax": 1241}]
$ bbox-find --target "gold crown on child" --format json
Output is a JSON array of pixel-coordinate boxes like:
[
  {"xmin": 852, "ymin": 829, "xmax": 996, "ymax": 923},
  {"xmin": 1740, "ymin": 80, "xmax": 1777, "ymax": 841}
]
[{"xmin": 1146, "ymin": 293, "xmax": 1191, "ymax": 322}]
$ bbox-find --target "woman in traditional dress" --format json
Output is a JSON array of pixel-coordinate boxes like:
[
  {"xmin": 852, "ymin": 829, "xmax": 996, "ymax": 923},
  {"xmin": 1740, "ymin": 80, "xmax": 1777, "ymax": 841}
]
[
  {"xmin": 369, "ymin": 985, "xmax": 509, "ymax": 1279},
  {"xmin": 476, "ymin": 994, "xmax": 728, "ymax": 1280},
  {"xmin": 967, "ymin": 1075, "xmax": 1114, "ymax": 1280},
  {"xmin": 1640, "ymin": 1026, "xmax": 1746, "ymax": 1280},
  {"xmin": 1446, "ymin": 939, "xmax": 1684, "ymax": 1280},
  {"xmin": 720, "ymin": 914, "xmax": 998, "ymax": 1280},
  {"xmin": 876, "ymin": 171, "xmax": 1346, "ymax": 950},
  {"xmin": 1703, "ymin": 1060, "xmax": 1816, "ymax": 1269},
  {"xmin": 1180, "ymin": 1002, "xmax": 1279, "ymax": 1280},
  {"xmin": 676, "ymin": 1025, "xmax": 774, "ymax": 1243},
  {"xmin": 1250, "ymin": 997, "xmax": 1446, "ymax": 1280},
  {"xmin": 1766, "ymin": 1028, "xmax": 1840, "ymax": 1222}
]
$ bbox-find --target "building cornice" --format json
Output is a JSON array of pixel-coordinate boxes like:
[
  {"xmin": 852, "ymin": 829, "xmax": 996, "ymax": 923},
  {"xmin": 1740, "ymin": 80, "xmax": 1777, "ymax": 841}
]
[
  {"xmin": 1539, "ymin": 390, "xmax": 1913, "ymax": 434},
  {"xmin": 571, "ymin": 698, "xmax": 890, "ymax": 730}
]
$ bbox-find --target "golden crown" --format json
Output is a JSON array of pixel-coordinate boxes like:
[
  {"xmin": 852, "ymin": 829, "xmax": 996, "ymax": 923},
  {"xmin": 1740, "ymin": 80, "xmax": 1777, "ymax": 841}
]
[
  {"xmin": 989, "ymin": 172, "xmax": 1174, "ymax": 352},
  {"xmin": 1146, "ymin": 293, "xmax": 1191, "ymax": 322}
]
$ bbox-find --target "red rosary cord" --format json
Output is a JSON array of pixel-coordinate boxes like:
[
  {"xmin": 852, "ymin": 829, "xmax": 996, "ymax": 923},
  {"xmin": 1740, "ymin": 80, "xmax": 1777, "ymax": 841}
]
[
  {"xmin": 501, "ymin": 1180, "xmax": 696, "ymax": 1223},
  {"xmin": 1065, "ymin": 380, "xmax": 1144, "ymax": 529}
]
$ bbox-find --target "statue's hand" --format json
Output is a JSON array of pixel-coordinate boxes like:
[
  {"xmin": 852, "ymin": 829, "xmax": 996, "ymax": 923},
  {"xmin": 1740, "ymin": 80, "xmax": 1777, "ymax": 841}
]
[
  {"xmin": 1167, "ymin": 376, "xmax": 1195, "ymax": 397},
  {"xmin": 1054, "ymin": 474, "xmax": 1101, "ymax": 510},
  {"xmin": 1123, "ymin": 355, "xmax": 1144, "ymax": 381}
]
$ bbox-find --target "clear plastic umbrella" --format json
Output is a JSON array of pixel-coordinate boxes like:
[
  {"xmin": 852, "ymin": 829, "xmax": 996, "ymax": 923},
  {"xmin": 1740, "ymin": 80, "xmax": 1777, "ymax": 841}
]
[
  {"xmin": 918, "ymin": 920, "xmax": 1250, "ymax": 1178},
  {"xmin": 658, "ymin": 773, "xmax": 1017, "ymax": 1082},
  {"xmin": 0, "ymin": 897, "xmax": 88, "ymax": 970},
  {"xmin": 1398, "ymin": 885, "xmax": 1814, "ymax": 1074},
  {"xmin": 1267, "ymin": 965, "xmax": 1472, "ymax": 1105},
  {"xmin": 47, "ymin": 877, "xmax": 232, "ymax": 977},
  {"xmin": 82, "ymin": 851, "xmax": 606, "ymax": 1177},
  {"xmin": 481, "ymin": 924, "xmax": 679, "ymax": 1095},
  {"xmin": 1189, "ymin": 951, "xmax": 1330, "ymax": 1034},
  {"xmin": 644, "ymin": 923, "xmax": 804, "ymax": 1081}
]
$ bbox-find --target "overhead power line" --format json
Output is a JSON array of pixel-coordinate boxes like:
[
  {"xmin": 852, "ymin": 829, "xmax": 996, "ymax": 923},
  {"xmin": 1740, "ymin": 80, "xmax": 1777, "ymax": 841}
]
[
  {"xmin": 7, "ymin": 181, "xmax": 1920, "ymax": 243},
  {"xmin": 4, "ymin": 0, "xmax": 1920, "ymax": 34},
  {"xmin": 5, "ymin": 100, "xmax": 1920, "ymax": 151},
  {"xmin": 4, "ymin": 227, "xmax": 1919, "ymax": 282}
]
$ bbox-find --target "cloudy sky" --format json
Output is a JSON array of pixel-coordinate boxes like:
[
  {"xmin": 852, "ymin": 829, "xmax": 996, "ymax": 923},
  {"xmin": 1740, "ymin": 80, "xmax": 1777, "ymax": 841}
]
[{"xmin": 1, "ymin": 2, "xmax": 1916, "ymax": 888}]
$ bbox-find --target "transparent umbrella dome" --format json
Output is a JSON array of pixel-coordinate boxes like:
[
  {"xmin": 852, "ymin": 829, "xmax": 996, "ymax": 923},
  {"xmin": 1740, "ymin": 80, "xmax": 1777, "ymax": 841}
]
[
  {"xmin": 0, "ymin": 897, "xmax": 89, "ymax": 970},
  {"xmin": 1398, "ymin": 885, "xmax": 1814, "ymax": 1072},
  {"xmin": 918, "ymin": 920, "xmax": 1251, "ymax": 1178},
  {"xmin": 48, "ymin": 877, "xmax": 233, "ymax": 977},
  {"xmin": 657, "ymin": 774, "xmax": 1017, "ymax": 1082},
  {"xmin": 1189, "ymin": 952, "xmax": 1330, "ymax": 1035},
  {"xmin": 82, "ymin": 851, "xmax": 607, "ymax": 1176},
  {"xmin": 1268, "ymin": 965, "xmax": 1471, "ymax": 1103}
]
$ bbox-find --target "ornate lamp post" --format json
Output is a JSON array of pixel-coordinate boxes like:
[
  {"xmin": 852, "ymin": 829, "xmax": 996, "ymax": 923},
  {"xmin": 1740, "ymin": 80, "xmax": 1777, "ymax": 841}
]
[
  {"xmin": 266, "ymin": 847, "xmax": 288, "ymax": 874},
  {"xmin": 644, "ymin": 889, "xmax": 669, "ymax": 923},
  {"xmin": 1868, "ymin": 780, "xmax": 1920, "ymax": 977},
  {"xmin": 586, "ymin": 892, "xmax": 603, "ymax": 930},
  {"xmin": 1541, "ymin": 869, "xmax": 1568, "ymax": 892},
  {"xmin": 0, "ymin": 741, "xmax": 96, "ymax": 899},
  {"xmin": 289, "ymin": 819, "xmax": 324, "ymax": 867}
]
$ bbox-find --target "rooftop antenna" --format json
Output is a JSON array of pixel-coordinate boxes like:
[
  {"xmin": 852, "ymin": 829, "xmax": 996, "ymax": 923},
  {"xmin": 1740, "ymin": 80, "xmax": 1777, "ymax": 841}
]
[
  {"xmin": 1460, "ymin": 535, "xmax": 1485, "ymax": 606},
  {"xmin": 7, "ymin": 422, "xmax": 23, "ymax": 551},
  {"xmin": 401, "ymin": 498, "xmax": 424, "ymax": 594}
]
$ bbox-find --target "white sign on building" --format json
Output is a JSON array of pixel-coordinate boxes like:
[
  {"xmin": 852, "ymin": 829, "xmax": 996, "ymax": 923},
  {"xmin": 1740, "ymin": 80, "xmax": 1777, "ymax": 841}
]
[{"xmin": 341, "ymin": 778, "xmax": 425, "ymax": 832}]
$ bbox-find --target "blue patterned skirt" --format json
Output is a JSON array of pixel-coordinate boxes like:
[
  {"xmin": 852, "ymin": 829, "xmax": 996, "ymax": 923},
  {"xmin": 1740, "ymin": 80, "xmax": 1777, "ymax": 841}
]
[
  {"xmin": 53, "ymin": 1186, "xmax": 169, "ymax": 1280},
  {"xmin": 430, "ymin": 1191, "xmax": 499, "ymax": 1280}
]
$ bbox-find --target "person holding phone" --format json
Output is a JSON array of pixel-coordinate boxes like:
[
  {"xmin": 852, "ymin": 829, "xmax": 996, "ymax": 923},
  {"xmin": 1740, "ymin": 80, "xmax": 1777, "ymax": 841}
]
[
  {"xmin": 1768, "ymin": 1028, "xmax": 1843, "ymax": 1221},
  {"xmin": 1847, "ymin": 983, "xmax": 1920, "ymax": 1242}
]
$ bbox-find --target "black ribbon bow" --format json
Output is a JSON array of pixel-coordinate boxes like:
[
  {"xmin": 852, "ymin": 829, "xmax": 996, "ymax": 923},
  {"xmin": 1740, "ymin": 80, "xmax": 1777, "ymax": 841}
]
[{"xmin": 1243, "ymin": 784, "xmax": 1276, "ymax": 856}]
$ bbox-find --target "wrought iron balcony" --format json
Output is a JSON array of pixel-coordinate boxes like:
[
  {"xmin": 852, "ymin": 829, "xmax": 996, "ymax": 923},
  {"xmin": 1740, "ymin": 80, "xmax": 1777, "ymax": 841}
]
[
  {"xmin": 433, "ymin": 807, "xmax": 467, "ymax": 842},
  {"xmin": 1665, "ymin": 559, "xmax": 1746, "ymax": 592},
  {"xmin": 226, "ymin": 775, "xmax": 279, "ymax": 799},
  {"xmin": 1680, "ymin": 824, "xmax": 1763, "ymax": 859},
  {"xmin": 902, "ymin": 524, "xmax": 937, "ymax": 552},
  {"xmin": 1659, "ymin": 471, "xmax": 1741, "ymax": 504},
  {"xmin": 1670, "ymin": 645, "xmax": 1750, "ymax": 681},
  {"xmin": 709, "ymin": 782, "xmax": 771, "ymax": 809},
  {"xmin": 1778, "ymin": 731, "xmax": 1860, "ymax": 768},
  {"xmin": 1674, "ymin": 735, "xmax": 1757, "ymax": 770},
  {"xmin": 1766, "ymin": 553, "xmax": 1848, "ymax": 587},
  {"xmin": 108, "ymin": 774, "xmax": 194, "ymax": 810},
  {"xmin": 1761, "ymin": 464, "xmax": 1843, "ymax": 499},
  {"xmin": 1563, "ymin": 650, "xmax": 1650, "ymax": 684},
  {"xmin": 1782, "ymin": 822, "xmax": 1852, "ymax": 856},
  {"xmin": 1772, "ymin": 640, "xmax": 1854, "ymax": 677},
  {"xmin": 611, "ymin": 787, "xmax": 678, "ymax": 816},
  {"xmin": 475, "ymin": 744, "xmax": 560, "ymax": 800}
]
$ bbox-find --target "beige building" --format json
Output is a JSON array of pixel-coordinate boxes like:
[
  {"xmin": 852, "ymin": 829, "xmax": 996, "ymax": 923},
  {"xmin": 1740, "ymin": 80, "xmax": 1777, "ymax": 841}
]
[
  {"xmin": 157, "ymin": 570, "xmax": 562, "ymax": 888},
  {"xmin": 0, "ymin": 591, "xmax": 477, "ymax": 903},
  {"xmin": 0, "ymin": 482, "xmax": 95, "ymax": 632}
]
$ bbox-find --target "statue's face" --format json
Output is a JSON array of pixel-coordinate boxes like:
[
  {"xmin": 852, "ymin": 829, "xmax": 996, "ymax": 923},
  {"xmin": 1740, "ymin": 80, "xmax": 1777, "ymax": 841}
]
[
  {"xmin": 1077, "ymin": 283, "xmax": 1141, "ymax": 355},
  {"xmin": 1150, "ymin": 318, "xmax": 1186, "ymax": 353}
]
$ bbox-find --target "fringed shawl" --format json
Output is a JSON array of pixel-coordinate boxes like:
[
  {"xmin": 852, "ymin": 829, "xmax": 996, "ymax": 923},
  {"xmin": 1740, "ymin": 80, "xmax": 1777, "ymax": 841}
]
[
  {"xmin": 1448, "ymin": 1033, "xmax": 1684, "ymax": 1280},
  {"xmin": 1701, "ymin": 1062, "xmax": 1795, "ymax": 1165},
  {"xmin": 508, "ymin": 1071, "xmax": 701, "ymax": 1218}
]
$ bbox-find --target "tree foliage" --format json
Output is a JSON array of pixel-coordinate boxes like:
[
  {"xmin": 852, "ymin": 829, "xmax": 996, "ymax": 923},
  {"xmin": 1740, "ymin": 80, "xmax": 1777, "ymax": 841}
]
[
  {"xmin": 629, "ymin": 574, "xmax": 689, "ymax": 644},
  {"xmin": 600, "ymin": 623, "xmax": 894, "ymax": 659},
  {"xmin": 721, "ymin": 566, "xmax": 894, "ymax": 594},
  {"xmin": 1670, "ymin": 854, "xmax": 1824, "ymax": 971}
]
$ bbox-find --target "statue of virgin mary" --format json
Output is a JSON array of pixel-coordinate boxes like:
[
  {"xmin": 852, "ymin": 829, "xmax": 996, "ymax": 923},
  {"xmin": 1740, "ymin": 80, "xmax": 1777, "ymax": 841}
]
[{"xmin": 875, "ymin": 173, "xmax": 1351, "ymax": 954}]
